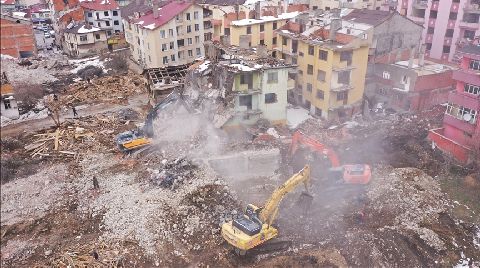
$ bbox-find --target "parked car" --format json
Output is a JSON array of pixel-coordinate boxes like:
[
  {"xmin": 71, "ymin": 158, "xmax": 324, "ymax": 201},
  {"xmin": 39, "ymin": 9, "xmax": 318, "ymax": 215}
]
[{"xmin": 44, "ymin": 32, "xmax": 51, "ymax": 38}]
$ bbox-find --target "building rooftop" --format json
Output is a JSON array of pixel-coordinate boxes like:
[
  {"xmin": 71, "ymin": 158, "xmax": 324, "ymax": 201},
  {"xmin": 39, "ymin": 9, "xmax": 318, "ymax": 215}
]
[
  {"xmin": 394, "ymin": 59, "xmax": 456, "ymax": 75},
  {"xmin": 1, "ymin": 0, "xmax": 16, "ymax": 5},
  {"xmin": 457, "ymin": 44, "xmax": 480, "ymax": 56},
  {"xmin": 342, "ymin": 9, "xmax": 393, "ymax": 26},
  {"xmin": 196, "ymin": 0, "xmax": 245, "ymax": 5},
  {"xmin": 64, "ymin": 23, "xmax": 102, "ymax": 33},
  {"xmin": 130, "ymin": 1, "xmax": 193, "ymax": 30},
  {"xmin": 79, "ymin": 0, "xmax": 119, "ymax": 11},
  {"xmin": 120, "ymin": 0, "xmax": 153, "ymax": 20},
  {"xmin": 230, "ymin": 11, "xmax": 299, "ymax": 26}
]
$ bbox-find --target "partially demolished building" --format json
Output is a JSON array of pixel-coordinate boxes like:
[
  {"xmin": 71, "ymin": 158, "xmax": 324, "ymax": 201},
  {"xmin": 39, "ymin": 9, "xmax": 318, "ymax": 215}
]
[{"xmin": 185, "ymin": 42, "xmax": 296, "ymax": 128}]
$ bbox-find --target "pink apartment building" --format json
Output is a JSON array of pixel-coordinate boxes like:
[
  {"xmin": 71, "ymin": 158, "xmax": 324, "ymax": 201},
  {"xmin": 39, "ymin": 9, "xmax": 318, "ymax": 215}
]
[
  {"xmin": 397, "ymin": 0, "xmax": 480, "ymax": 62},
  {"xmin": 429, "ymin": 44, "xmax": 480, "ymax": 164}
]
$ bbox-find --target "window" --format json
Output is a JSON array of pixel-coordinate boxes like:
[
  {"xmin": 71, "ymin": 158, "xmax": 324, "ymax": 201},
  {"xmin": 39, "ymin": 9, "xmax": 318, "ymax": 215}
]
[
  {"xmin": 259, "ymin": 39, "xmax": 265, "ymax": 45},
  {"xmin": 80, "ymin": 35, "xmax": 87, "ymax": 41},
  {"xmin": 239, "ymin": 95, "xmax": 252, "ymax": 109},
  {"xmin": 178, "ymin": 51, "xmax": 183, "ymax": 59},
  {"xmin": 87, "ymin": 12, "xmax": 92, "ymax": 17},
  {"xmin": 95, "ymin": 33, "xmax": 100, "ymax": 40},
  {"xmin": 449, "ymin": 12, "xmax": 457, "ymax": 20},
  {"xmin": 106, "ymin": 21, "xmax": 110, "ymax": 26},
  {"xmin": 315, "ymin": 108, "xmax": 322, "ymax": 117},
  {"xmin": 306, "ymin": 83, "xmax": 312, "ymax": 92},
  {"xmin": 299, "ymin": 51, "xmax": 304, "ymax": 57},
  {"xmin": 445, "ymin": 29, "xmax": 454, "ymax": 38},
  {"xmin": 114, "ymin": 20, "xmax": 119, "ymax": 25},
  {"xmin": 3, "ymin": 98, "xmax": 11, "ymax": 109},
  {"xmin": 430, "ymin": 10, "xmax": 437, "ymax": 18},
  {"xmin": 304, "ymin": 100, "xmax": 311, "ymax": 109},
  {"xmin": 282, "ymin": 37, "xmax": 287, "ymax": 46},
  {"xmin": 148, "ymin": 55, "xmax": 151, "ymax": 62},
  {"xmin": 340, "ymin": 51, "xmax": 352, "ymax": 64},
  {"xmin": 196, "ymin": 47, "xmax": 201, "ymax": 55},
  {"xmin": 187, "ymin": 25, "xmax": 191, "ymax": 33},
  {"xmin": 186, "ymin": 13, "xmax": 190, "ymax": 20},
  {"xmin": 113, "ymin": 10, "xmax": 118, "ymax": 16},
  {"xmin": 316, "ymin": 90, "xmax": 324, "ymax": 99},
  {"xmin": 470, "ymin": 59, "xmax": 480, "ymax": 71},
  {"xmin": 176, "ymin": 26, "xmax": 182, "ymax": 35},
  {"xmin": 177, "ymin": 39, "xmax": 184, "ymax": 47},
  {"xmin": 162, "ymin": 43, "xmax": 167, "ymax": 51},
  {"xmin": 104, "ymin": 11, "xmax": 109, "ymax": 16},
  {"xmin": 187, "ymin": 50, "xmax": 192, "ymax": 57},
  {"xmin": 338, "ymin": 71, "xmax": 350, "ymax": 84},
  {"xmin": 195, "ymin": 24, "xmax": 199, "ymax": 31},
  {"xmin": 171, "ymin": 54, "xmax": 176, "ymax": 62},
  {"xmin": 247, "ymin": 26, "xmax": 251, "ymax": 34},
  {"xmin": 267, "ymin": 72, "xmax": 278, "ymax": 83},
  {"xmin": 427, "ymin": 27, "xmax": 434, "ymax": 34},
  {"xmin": 169, "ymin": 29, "xmax": 174, "ymax": 37},
  {"xmin": 273, "ymin": 22, "xmax": 277, "ymax": 30},
  {"xmin": 163, "ymin": 56, "xmax": 168, "ymax": 64},
  {"xmin": 89, "ymin": 22, "xmax": 93, "ymax": 25},
  {"xmin": 337, "ymin": 91, "xmax": 348, "ymax": 101},
  {"xmin": 170, "ymin": 41, "xmax": 174, "ymax": 49},
  {"xmin": 308, "ymin": 46, "xmax": 314, "ymax": 55},
  {"xmin": 272, "ymin": 37, "xmax": 277, "ymax": 45},
  {"xmin": 224, "ymin": 28, "xmax": 230, "ymax": 35},
  {"xmin": 194, "ymin": 11, "xmax": 199, "ymax": 20},
  {"xmin": 426, "ymin": 43, "xmax": 432, "ymax": 50},
  {"xmin": 464, "ymin": 30, "xmax": 475, "ymax": 39},
  {"xmin": 464, "ymin": 83, "xmax": 480, "ymax": 95},
  {"xmin": 160, "ymin": 30, "xmax": 166, "ymax": 38},
  {"xmin": 443, "ymin": 46, "xmax": 451, "ymax": 53},
  {"xmin": 317, "ymin": 70, "xmax": 326, "ymax": 81},
  {"xmin": 187, "ymin": 38, "xmax": 192, "ymax": 45},
  {"xmin": 319, "ymin": 49, "xmax": 328, "ymax": 60},
  {"xmin": 260, "ymin": 24, "xmax": 264, "ymax": 32},
  {"xmin": 265, "ymin": 93, "xmax": 277, "ymax": 104},
  {"xmin": 107, "ymin": 30, "xmax": 112, "ymax": 36},
  {"xmin": 98, "ymin": 22, "xmax": 101, "ymax": 27},
  {"xmin": 307, "ymin": 64, "xmax": 313, "ymax": 75},
  {"xmin": 195, "ymin": 36, "xmax": 200, "ymax": 43}
]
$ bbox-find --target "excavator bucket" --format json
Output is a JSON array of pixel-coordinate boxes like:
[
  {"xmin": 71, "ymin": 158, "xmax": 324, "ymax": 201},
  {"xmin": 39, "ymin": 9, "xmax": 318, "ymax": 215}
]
[{"xmin": 296, "ymin": 191, "xmax": 313, "ymax": 215}]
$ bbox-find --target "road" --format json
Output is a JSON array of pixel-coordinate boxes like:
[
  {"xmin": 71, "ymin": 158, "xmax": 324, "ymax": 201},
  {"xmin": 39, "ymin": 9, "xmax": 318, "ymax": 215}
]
[
  {"xmin": 34, "ymin": 29, "xmax": 55, "ymax": 51},
  {"xmin": 1, "ymin": 93, "xmax": 148, "ymax": 138}
]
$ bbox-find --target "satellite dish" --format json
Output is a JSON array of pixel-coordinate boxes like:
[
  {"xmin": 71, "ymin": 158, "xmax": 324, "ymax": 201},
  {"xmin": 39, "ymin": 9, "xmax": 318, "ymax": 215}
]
[{"xmin": 463, "ymin": 113, "xmax": 472, "ymax": 122}]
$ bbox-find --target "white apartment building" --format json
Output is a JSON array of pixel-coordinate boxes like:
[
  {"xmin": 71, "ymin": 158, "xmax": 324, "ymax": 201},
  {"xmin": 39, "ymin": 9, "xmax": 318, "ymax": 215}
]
[{"xmin": 81, "ymin": 0, "xmax": 123, "ymax": 37}]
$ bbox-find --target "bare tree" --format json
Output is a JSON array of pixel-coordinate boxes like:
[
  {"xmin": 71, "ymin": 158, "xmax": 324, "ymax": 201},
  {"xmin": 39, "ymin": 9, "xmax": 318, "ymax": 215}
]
[{"xmin": 14, "ymin": 83, "xmax": 44, "ymax": 113}]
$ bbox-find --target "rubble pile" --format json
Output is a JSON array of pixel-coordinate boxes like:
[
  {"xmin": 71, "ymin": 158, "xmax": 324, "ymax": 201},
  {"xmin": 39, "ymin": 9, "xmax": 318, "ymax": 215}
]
[
  {"xmin": 24, "ymin": 111, "xmax": 136, "ymax": 159},
  {"xmin": 150, "ymin": 158, "xmax": 197, "ymax": 188},
  {"xmin": 367, "ymin": 167, "xmax": 448, "ymax": 251},
  {"xmin": 62, "ymin": 73, "xmax": 144, "ymax": 105}
]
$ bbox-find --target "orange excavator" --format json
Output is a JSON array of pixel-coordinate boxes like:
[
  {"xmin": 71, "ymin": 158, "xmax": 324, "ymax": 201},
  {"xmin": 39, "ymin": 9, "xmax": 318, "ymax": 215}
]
[{"xmin": 289, "ymin": 131, "xmax": 371, "ymax": 184}]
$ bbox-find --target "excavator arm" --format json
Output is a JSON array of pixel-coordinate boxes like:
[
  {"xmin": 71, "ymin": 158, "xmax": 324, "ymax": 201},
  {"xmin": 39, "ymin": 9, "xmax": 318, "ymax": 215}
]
[
  {"xmin": 289, "ymin": 131, "xmax": 340, "ymax": 167},
  {"xmin": 258, "ymin": 165, "xmax": 311, "ymax": 226}
]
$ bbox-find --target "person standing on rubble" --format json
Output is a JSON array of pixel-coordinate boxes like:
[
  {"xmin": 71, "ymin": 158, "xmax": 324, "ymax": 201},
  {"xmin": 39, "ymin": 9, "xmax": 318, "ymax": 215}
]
[
  {"xmin": 92, "ymin": 176, "xmax": 99, "ymax": 190},
  {"xmin": 72, "ymin": 106, "xmax": 78, "ymax": 118}
]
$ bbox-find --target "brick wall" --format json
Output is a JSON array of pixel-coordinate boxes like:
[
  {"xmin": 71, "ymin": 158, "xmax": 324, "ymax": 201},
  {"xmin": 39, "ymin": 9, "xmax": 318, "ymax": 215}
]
[{"xmin": 0, "ymin": 18, "xmax": 36, "ymax": 58}]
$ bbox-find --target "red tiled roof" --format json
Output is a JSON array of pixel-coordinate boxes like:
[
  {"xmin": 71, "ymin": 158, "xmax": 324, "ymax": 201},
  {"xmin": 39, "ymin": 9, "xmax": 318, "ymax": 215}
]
[
  {"xmin": 132, "ymin": 1, "xmax": 193, "ymax": 30},
  {"xmin": 80, "ymin": 0, "xmax": 119, "ymax": 11},
  {"xmin": 59, "ymin": 8, "xmax": 85, "ymax": 25},
  {"xmin": 52, "ymin": 0, "xmax": 80, "ymax": 12},
  {"xmin": 1, "ymin": 0, "xmax": 15, "ymax": 5}
]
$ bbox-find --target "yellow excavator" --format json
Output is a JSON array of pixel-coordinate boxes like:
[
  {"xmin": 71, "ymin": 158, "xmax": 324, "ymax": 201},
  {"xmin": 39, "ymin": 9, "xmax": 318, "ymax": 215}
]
[{"xmin": 221, "ymin": 165, "xmax": 312, "ymax": 255}]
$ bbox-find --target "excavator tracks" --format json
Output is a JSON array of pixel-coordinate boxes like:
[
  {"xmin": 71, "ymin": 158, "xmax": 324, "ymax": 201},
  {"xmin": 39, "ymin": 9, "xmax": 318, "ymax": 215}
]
[{"xmin": 234, "ymin": 239, "xmax": 293, "ymax": 256}]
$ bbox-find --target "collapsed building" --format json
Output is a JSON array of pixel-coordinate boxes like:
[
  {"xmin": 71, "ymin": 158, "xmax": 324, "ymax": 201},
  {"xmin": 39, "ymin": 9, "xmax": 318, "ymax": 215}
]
[{"xmin": 184, "ymin": 41, "xmax": 296, "ymax": 128}]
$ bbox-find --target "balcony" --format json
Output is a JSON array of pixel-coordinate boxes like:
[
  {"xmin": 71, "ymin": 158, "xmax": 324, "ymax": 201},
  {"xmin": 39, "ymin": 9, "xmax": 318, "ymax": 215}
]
[
  {"xmin": 450, "ymin": 2, "xmax": 460, "ymax": 12},
  {"xmin": 464, "ymin": 4, "xmax": 480, "ymax": 14},
  {"xmin": 447, "ymin": 19, "xmax": 456, "ymax": 28},
  {"xmin": 443, "ymin": 114, "xmax": 476, "ymax": 133},
  {"xmin": 426, "ymin": 33, "xmax": 433, "ymax": 42},
  {"xmin": 413, "ymin": 0, "xmax": 428, "ymax": 9},
  {"xmin": 447, "ymin": 90, "xmax": 480, "ymax": 110},
  {"xmin": 459, "ymin": 20, "xmax": 479, "ymax": 29},
  {"xmin": 331, "ymin": 84, "xmax": 353, "ymax": 92},
  {"xmin": 453, "ymin": 69, "xmax": 480, "ymax": 85},
  {"xmin": 430, "ymin": 1, "xmax": 439, "ymax": 10},
  {"xmin": 428, "ymin": 17, "xmax": 436, "ymax": 27},
  {"xmin": 444, "ymin": 37, "xmax": 453, "ymax": 45}
]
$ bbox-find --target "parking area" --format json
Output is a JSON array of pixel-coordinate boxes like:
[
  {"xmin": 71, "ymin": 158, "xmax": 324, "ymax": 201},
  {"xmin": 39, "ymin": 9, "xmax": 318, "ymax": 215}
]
[{"xmin": 34, "ymin": 25, "xmax": 55, "ymax": 51}]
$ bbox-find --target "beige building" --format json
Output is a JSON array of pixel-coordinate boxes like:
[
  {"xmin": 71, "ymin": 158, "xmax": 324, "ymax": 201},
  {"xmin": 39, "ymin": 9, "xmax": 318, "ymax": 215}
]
[
  {"xmin": 276, "ymin": 11, "xmax": 372, "ymax": 120},
  {"xmin": 63, "ymin": 23, "xmax": 108, "ymax": 58},
  {"xmin": 309, "ymin": 0, "xmax": 384, "ymax": 10},
  {"xmin": 229, "ymin": 11, "xmax": 299, "ymax": 50},
  {"xmin": 122, "ymin": 1, "xmax": 213, "ymax": 69}
]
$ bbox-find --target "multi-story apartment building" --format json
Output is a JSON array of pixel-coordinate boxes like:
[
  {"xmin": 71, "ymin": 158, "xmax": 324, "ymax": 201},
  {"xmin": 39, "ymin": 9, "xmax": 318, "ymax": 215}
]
[
  {"xmin": 122, "ymin": 1, "xmax": 213, "ymax": 68},
  {"xmin": 276, "ymin": 14, "xmax": 371, "ymax": 120},
  {"xmin": 229, "ymin": 11, "xmax": 299, "ymax": 50},
  {"xmin": 429, "ymin": 44, "xmax": 480, "ymax": 164},
  {"xmin": 81, "ymin": 0, "xmax": 123, "ymax": 37},
  {"xmin": 398, "ymin": 0, "xmax": 480, "ymax": 62},
  {"xmin": 309, "ymin": 0, "xmax": 384, "ymax": 10},
  {"xmin": 63, "ymin": 23, "xmax": 108, "ymax": 57}
]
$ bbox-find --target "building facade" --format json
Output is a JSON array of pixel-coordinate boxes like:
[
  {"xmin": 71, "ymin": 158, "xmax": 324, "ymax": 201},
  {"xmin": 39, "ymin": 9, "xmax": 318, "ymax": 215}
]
[
  {"xmin": 0, "ymin": 14, "xmax": 37, "ymax": 58},
  {"xmin": 63, "ymin": 23, "xmax": 108, "ymax": 57},
  {"xmin": 309, "ymin": 0, "xmax": 384, "ymax": 10},
  {"xmin": 398, "ymin": 0, "xmax": 480, "ymax": 62},
  {"xmin": 276, "ymin": 13, "xmax": 371, "ymax": 121},
  {"xmin": 429, "ymin": 44, "xmax": 480, "ymax": 164},
  {"xmin": 122, "ymin": 1, "xmax": 212, "ymax": 68},
  {"xmin": 82, "ymin": 0, "xmax": 123, "ymax": 37},
  {"xmin": 229, "ymin": 11, "xmax": 299, "ymax": 50}
]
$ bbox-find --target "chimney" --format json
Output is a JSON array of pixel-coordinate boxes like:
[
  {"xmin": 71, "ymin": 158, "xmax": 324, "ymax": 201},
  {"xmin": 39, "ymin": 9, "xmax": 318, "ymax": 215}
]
[
  {"xmin": 329, "ymin": 18, "xmax": 341, "ymax": 41},
  {"xmin": 153, "ymin": 3, "xmax": 159, "ymax": 18}
]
